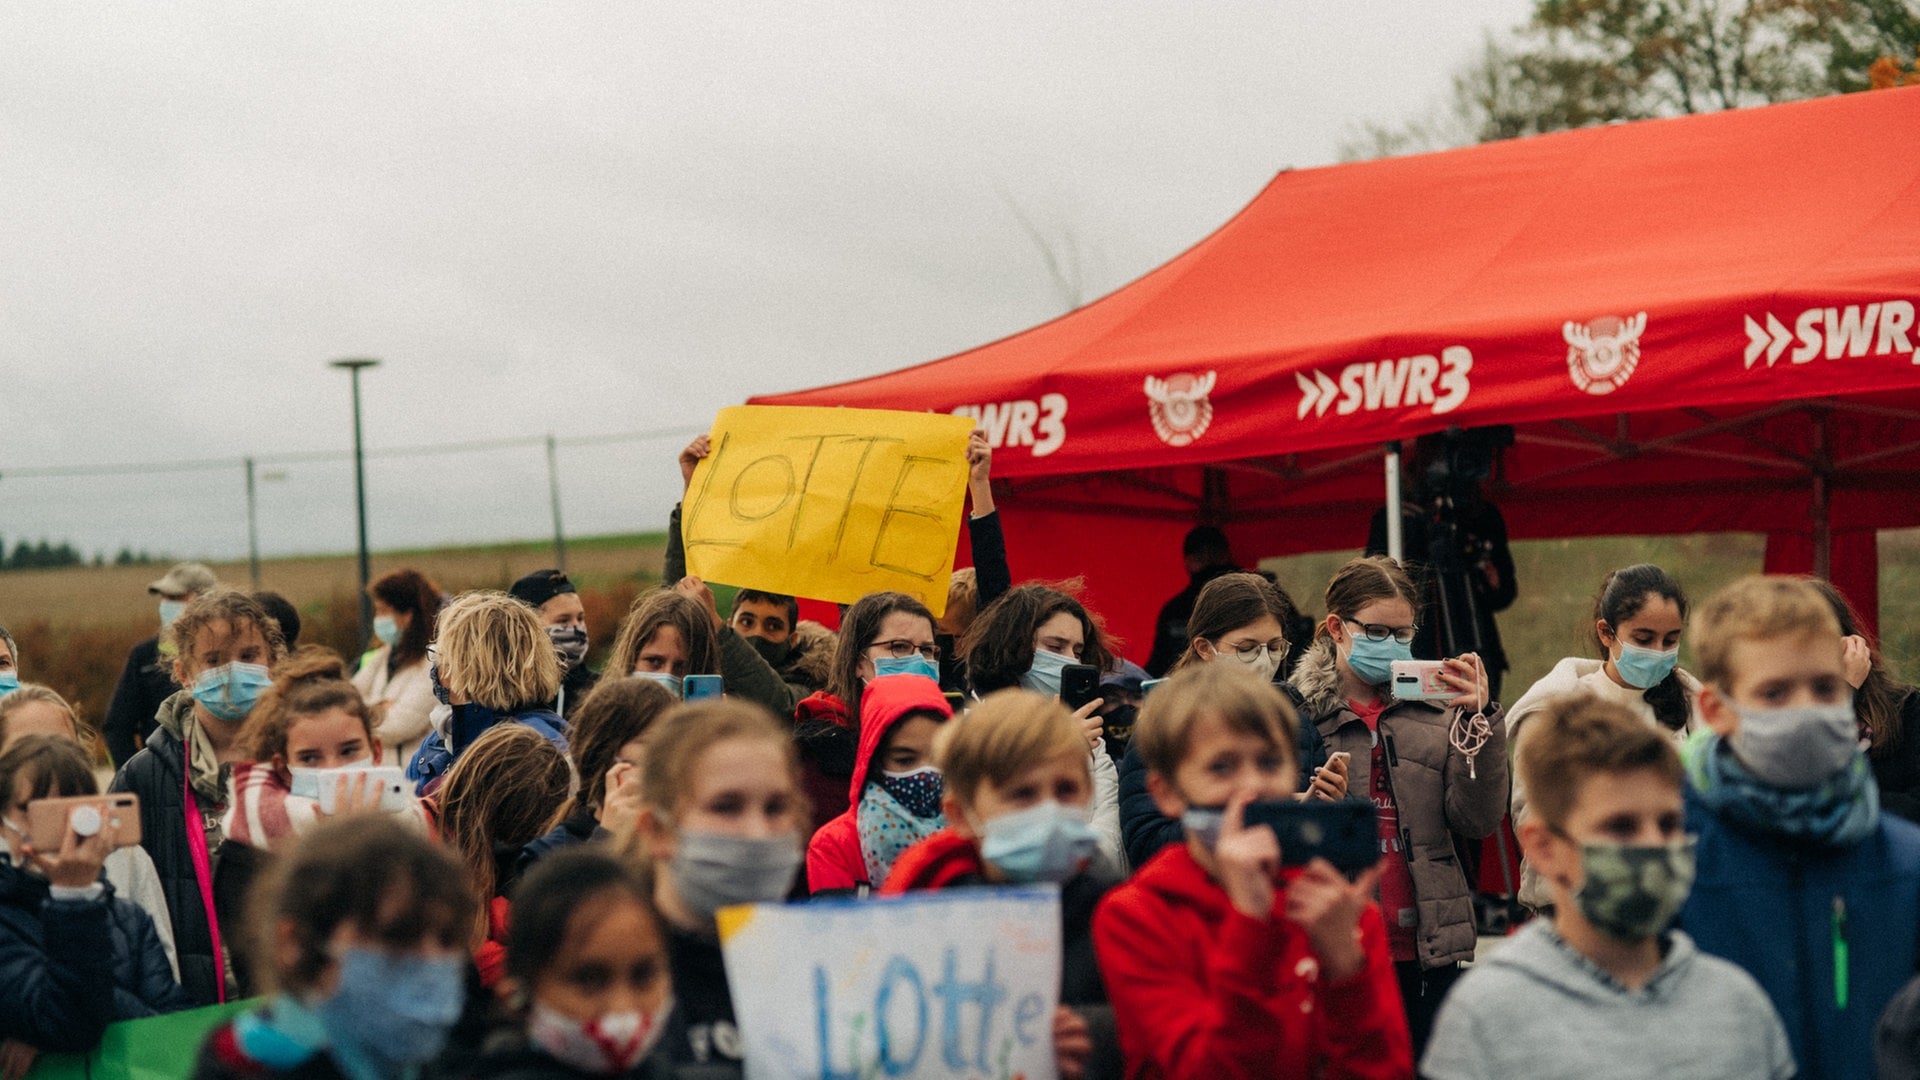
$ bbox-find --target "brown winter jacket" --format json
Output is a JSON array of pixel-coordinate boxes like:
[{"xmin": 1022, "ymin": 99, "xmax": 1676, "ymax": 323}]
[{"xmin": 1288, "ymin": 639, "xmax": 1508, "ymax": 970}]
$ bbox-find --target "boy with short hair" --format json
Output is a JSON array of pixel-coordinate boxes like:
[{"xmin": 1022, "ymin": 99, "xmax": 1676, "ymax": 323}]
[
  {"xmin": 1679, "ymin": 574, "xmax": 1920, "ymax": 1080},
  {"xmin": 1422, "ymin": 695, "xmax": 1793, "ymax": 1078},
  {"xmin": 1092, "ymin": 662, "xmax": 1410, "ymax": 1080},
  {"xmin": 882, "ymin": 689, "xmax": 1117, "ymax": 1079}
]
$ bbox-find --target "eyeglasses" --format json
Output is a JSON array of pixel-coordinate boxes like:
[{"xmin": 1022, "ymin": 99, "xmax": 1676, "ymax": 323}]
[
  {"xmin": 1342, "ymin": 618, "xmax": 1417, "ymax": 645},
  {"xmin": 869, "ymin": 639, "xmax": 940, "ymax": 662},
  {"xmin": 1224, "ymin": 638, "xmax": 1288, "ymax": 661}
]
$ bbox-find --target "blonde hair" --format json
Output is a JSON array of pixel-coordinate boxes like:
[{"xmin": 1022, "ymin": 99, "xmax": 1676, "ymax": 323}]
[
  {"xmin": 0, "ymin": 684, "xmax": 84, "ymax": 746},
  {"xmin": 436, "ymin": 591, "xmax": 562, "ymax": 712},
  {"xmin": 1691, "ymin": 575, "xmax": 1842, "ymax": 689},
  {"xmin": 606, "ymin": 590, "xmax": 720, "ymax": 680},
  {"xmin": 934, "ymin": 689, "xmax": 1088, "ymax": 806},
  {"xmin": 638, "ymin": 700, "xmax": 799, "ymax": 822},
  {"xmin": 944, "ymin": 567, "xmax": 980, "ymax": 632},
  {"xmin": 1134, "ymin": 661, "xmax": 1298, "ymax": 779},
  {"xmin": 1517, "ymin": 694, "xmax": 1681, "ymax": 831},
  {"xmin": 435, "ymin": 724, "xmax": 571, "ymax": 944}
]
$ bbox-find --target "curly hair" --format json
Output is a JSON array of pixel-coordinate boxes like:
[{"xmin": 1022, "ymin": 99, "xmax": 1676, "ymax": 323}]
[
  {"xmin": 166, "ymin": 588, "xmax": 289, "ymax": 683},
  {"xmin": 958, "ymin": 581, "xmax": 1113, "ymax": 695}
]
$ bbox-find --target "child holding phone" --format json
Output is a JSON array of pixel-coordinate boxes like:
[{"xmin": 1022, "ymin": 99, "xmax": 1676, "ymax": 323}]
[
  {"xmin": 1096, "ymin": 662, "xmax": 1410, "ymax": 1079},
  {"xmin": 226, "ymin": 648, "xmax": 426, "ymax": 853},
  {"xmin": 2, "ymin": 734, "xmax": 187, "ymax": 1073}
]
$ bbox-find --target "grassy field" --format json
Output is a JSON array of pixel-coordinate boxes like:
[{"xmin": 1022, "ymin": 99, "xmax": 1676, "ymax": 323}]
[
  {"xmin": 0, "ymin": 534, "xmax": 671, "ymax": 734},
  {"xmin": 6, "ymin": 527, "xmax": 1920, "ymax": 743}
]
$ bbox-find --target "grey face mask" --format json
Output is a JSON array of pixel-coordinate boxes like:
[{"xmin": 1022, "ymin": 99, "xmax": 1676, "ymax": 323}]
[
  {"xmin": 670, "ymin": 828, "xmax": 801, "ymax": 920},
  {"xmin": 547, "ymin": 625, "xmax": 589, "ymax": 673},
  {"xmin": 1573, "ymin": 837, "xmax": 1696, "ymax": 941},
  {"xmin": 1731, "ymin": 701, "xmax": 1861, "ymax": 789}
]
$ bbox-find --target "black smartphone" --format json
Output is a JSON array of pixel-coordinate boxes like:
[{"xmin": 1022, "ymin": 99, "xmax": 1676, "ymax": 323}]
[
  {"xmin": 1060, "ymin": 663, "xmax": 1102, "ymax": 710},
  {"xmin": 1242, "ymin": 800, "xmax": 1379, "ymax": 874}
]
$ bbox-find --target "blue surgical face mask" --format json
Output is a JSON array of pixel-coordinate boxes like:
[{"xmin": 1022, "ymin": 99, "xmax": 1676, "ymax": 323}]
[
  {"xmin": 192, "ymin": 662, "xmax": 273, "ymax": 722},
  {"xmin": 1340, "ymin": 629, "xmax": 1410, "ymax": 687},
  {"xmin": 978, "ymin": 800, "xmax": 1099, "ymax": 883},
  {"xmin": 0, "ymin": 672, "xmax": 19, "ymax": 695},
  {"xmin": 315, "ymin": 948, "xmax": 465, "ymax": 1072},
  {"xmin": 159, "ymin": 599, "xmax": 187, "ymax": 627},
  {"xmin": 632, "ymin": 670, "xmax": 683, "ymax": 697},
  {"xmin": 1019, "ymin": 648, "xmax": 1076, "ymax": 697},
  {"xmin": 1614, "ymin": 641, "xmax": 1680, "ymax": 690},
  {"xmin": 372, "ymin": 615, "xmax": 401, "ymax": 648},
  {"xmin": 873, "ymin": 655, "xmax": 939, "ymax": 681}
]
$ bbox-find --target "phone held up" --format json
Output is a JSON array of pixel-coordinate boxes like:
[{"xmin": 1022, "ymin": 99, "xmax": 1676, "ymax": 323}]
[
  {"xmin": 682, "ymin": 674, "xmax": 724, "ymax": 702},
  {"xmin": 27, "ymin": 794, "xmax": 143, "ymax": 851},
  {"xmin": 1390, "ymin": 659, "xmax": 1453, "ymax": 702},
  {"xmin": 1060, "ymin": 663, "xmax": 1102, "ymax": 711},
  {"xmin": 1242, "ymin": 799, "xmax": 1379, "ymax": 874}
]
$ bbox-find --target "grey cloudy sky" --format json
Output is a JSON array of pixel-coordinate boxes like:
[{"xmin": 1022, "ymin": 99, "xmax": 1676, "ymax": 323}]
[{"xmin": 1, "ymin": 1, "xmax": 1530, "ymax": 563}]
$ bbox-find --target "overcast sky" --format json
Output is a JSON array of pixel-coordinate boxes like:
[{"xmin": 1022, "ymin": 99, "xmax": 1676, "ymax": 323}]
[{"xmin": 0, "ymin": 2, "xmax": 1531, "ymax": 564}]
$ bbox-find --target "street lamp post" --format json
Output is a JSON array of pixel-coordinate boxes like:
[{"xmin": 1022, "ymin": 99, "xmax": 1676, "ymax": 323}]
[{"xmin": 330, "ymin": 357, "xmax": 381, "ymax": 646}]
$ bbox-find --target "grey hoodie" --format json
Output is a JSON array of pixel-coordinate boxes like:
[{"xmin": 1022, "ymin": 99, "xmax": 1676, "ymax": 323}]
[{"xmin": 1422, "ymin": 921, "xmax": 1795, "ymax": 1080}]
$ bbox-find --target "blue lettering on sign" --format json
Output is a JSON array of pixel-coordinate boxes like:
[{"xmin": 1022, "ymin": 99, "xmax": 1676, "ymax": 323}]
[{"xmin": 813, "ymin": 947, "xmax": 1019, "ymax": 1076}]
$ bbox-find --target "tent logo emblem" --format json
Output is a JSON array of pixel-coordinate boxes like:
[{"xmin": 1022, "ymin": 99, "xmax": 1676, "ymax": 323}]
[
  {"xmin": 1144, "ymin": 371, "xmax": 1217, "ymax": 447},
  {"xmin": 1563, "ymin": 312, "xmax": 1647, "ymax": 396}
]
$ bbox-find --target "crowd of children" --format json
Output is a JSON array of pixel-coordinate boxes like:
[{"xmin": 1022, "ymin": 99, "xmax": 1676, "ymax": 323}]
[{"xmin": 9, "ymin": 444, "xmax": 1920, "ymax": 1079}]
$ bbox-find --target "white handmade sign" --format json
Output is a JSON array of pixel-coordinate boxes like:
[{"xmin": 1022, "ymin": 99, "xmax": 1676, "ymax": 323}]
[{"xmin": 717, "ymin": 887, "xmax": 1062, "ymax": 1080}]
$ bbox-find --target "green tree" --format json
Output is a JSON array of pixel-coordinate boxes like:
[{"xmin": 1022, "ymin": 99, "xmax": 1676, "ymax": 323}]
[{"xmin": 1346, "ymin": 0, "xmax": 1920, "ymax": 158}]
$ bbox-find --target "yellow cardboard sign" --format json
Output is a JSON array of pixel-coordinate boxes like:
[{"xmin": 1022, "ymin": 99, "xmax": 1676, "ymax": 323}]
[{"xmin": 683, "ymin": 405, "xmax": 974, "ymax": 615}]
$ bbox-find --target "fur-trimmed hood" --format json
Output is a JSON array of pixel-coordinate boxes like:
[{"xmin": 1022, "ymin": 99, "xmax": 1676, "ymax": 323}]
[
  {"xmin": 781, "ymin": 620, "xmax": 837, "ymax": 692},
  {"xmin": 1286, "ymin": 638, "xmax": 1346, "ymax": 720}
]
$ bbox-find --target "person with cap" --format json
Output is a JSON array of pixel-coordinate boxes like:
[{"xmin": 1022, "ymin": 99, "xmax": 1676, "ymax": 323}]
[
  {"xmin": 104, "ymin": 562, "xmax": 218, "ymax": 767},
  {"xmin": 508, "ymin": 569, "xmax": 597, "ymax": 719},
  {"xmin": 1095, "ymin": 660, "xmax": 1150, "ymax": 765},
  {"xmin": 1143, "ymin": 527, "xmax": 1240, "ymax": 678}
]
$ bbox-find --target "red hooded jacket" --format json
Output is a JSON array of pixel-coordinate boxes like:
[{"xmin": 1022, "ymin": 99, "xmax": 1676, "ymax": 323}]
[
  {"xmin": 804, "ymin": 675, "xmax": 952, "ymax": 894},
  {"xmin": 1092, "ymin": 844, "xmax": 1413, "ymax": 1080}
]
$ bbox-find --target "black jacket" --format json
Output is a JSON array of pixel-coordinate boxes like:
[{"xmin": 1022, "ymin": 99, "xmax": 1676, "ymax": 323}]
[
  {"xmin": 109, "ymin": 707, "xmax": 226, "ymax": 1007},
  {"xmin": 467, "ymin": 1028, "xmax": 676, "ymax": 1080},
  {"xmin": 0, "ymin": 858, "xmax": 118, "ymax": 1051},
  {"xmin": 1145, "ymin": 563, "xmax": 1239, "ymax": 678},
  {"xmin": 1116, "ymin": 680, "xmax": 1331, "ymax": 870},
  {"xmin": 1874, "ymin": 690, "xmax": 1920, "ymax": 825},
  {"xmin": 105, "ymin": 636, "xmax": 178, "ymax": 768},
  {"xmin": 556, "ymin": 664, "xmax": 600, "ymax": 721}
]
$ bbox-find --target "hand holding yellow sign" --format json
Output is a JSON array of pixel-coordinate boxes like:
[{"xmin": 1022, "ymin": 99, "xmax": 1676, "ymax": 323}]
[{"xmin": 683, "ymin": 406, "xmax": 975, "ymax": 615}]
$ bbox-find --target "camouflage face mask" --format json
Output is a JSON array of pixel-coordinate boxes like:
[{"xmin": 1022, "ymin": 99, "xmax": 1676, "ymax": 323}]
[{"xmin": 1573, "ymin": 836, "xmax": 1697, "ymax": 942}]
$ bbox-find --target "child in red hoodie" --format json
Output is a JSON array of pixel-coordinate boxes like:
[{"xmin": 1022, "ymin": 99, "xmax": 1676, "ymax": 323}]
[
  {"xmin": 805, "ymin": 672, "xmax": 953, "ymax": 896},
  {"xmin": 1093, "ymin": 662, "xmax": 1412, "ymax": 1080}
]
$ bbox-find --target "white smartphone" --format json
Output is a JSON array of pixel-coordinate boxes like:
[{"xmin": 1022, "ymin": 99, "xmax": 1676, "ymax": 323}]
[
  {"xmin": 315, "ymin": 766, "xmax": 414, "ymax": 814},
  {"xmin": 1389, "ymin": 659, "xmax": 1454, "ymax": 701}
]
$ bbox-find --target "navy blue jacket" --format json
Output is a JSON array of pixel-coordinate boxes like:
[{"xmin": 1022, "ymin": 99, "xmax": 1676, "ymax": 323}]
[
  {"xmin": 1, "ymin": 855, "xmax": 187, "ymax": 1052},
  {"xmin": 1680, "ymin": 784, "xmax": 1920, "ymax": 1080},
  {"xmin": 1117, "ymin": 681, "xmax": 1331, "ymax": 869},
  {"xmin": 407, "ymin": 709, "xmax": 568, "ymax": 796}
]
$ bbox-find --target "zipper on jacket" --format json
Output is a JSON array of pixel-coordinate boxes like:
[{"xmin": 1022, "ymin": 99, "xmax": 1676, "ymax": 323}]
[{"xmin": 1833, "ymin": 895, "xmax": 1849, "ymax": 1011}]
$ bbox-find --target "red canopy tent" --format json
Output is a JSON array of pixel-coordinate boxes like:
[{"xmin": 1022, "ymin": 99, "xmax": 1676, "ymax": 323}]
[{"xmin": 753, "ymin": 86, "xmax": 1920, "ymax": 656}]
